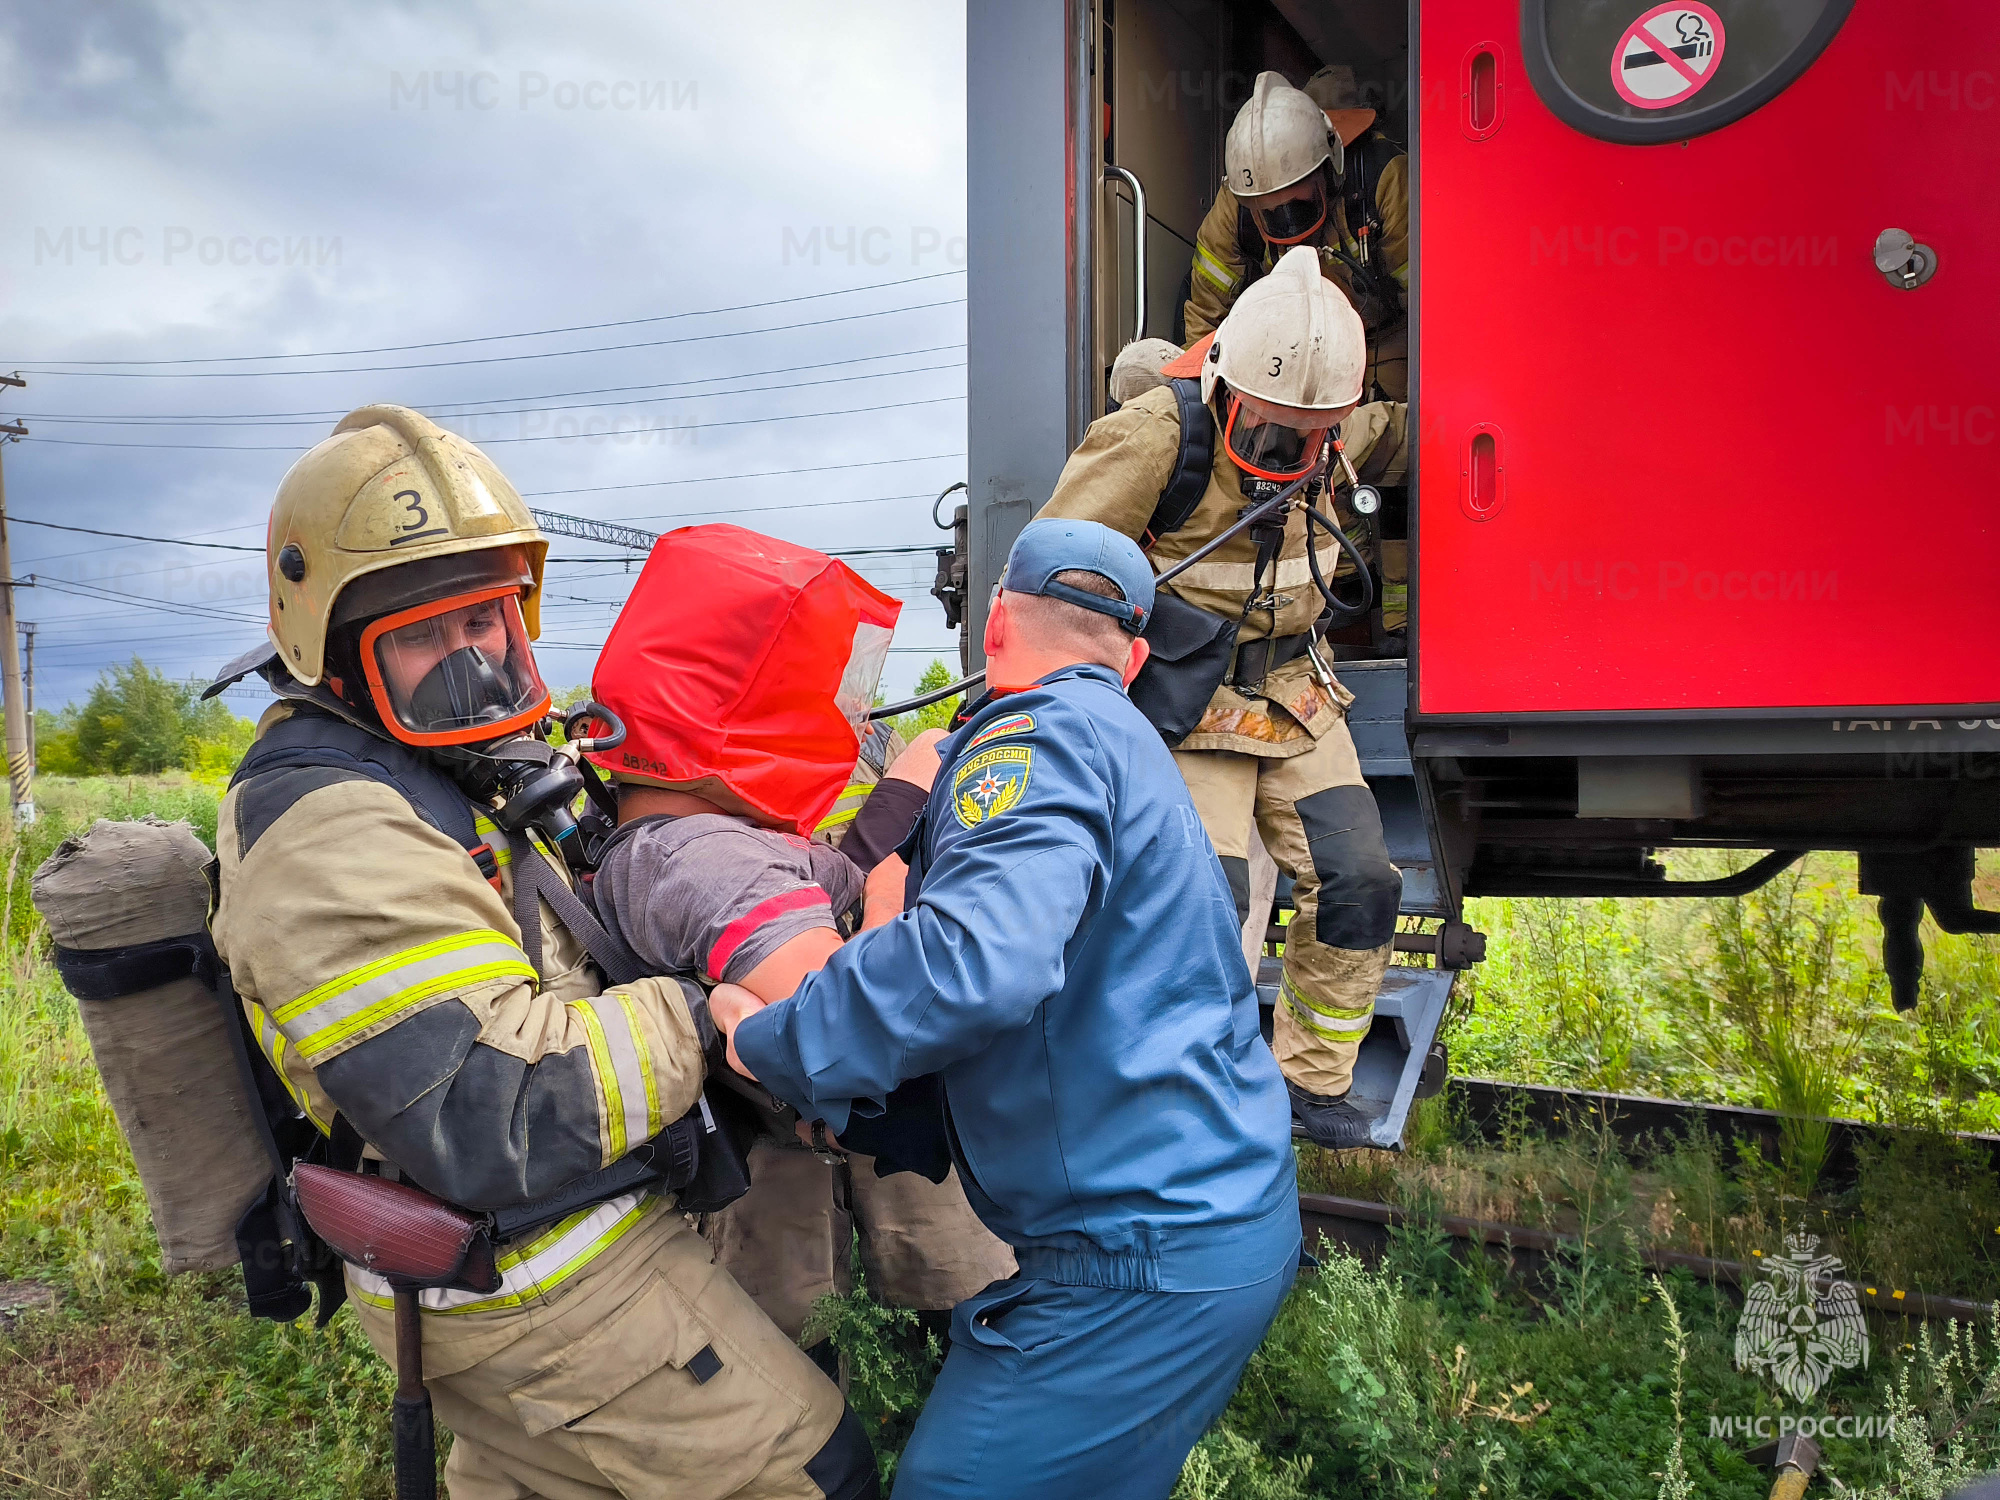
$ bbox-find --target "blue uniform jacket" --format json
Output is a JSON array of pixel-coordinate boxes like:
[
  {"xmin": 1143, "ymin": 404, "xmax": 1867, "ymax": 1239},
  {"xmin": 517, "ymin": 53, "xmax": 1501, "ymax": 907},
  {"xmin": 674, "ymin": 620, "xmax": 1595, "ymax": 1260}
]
[{"xmin": 735, "ymin": 663, "xmax": 1299, "ymax": 1292}]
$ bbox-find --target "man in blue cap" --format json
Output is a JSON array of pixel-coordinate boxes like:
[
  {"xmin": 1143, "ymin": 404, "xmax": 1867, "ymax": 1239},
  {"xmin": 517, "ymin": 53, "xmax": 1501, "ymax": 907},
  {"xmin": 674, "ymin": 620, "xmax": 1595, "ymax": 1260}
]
[{"xmin": 710, "ymin": 517, "xmax": 1301, "ymax": 1498}]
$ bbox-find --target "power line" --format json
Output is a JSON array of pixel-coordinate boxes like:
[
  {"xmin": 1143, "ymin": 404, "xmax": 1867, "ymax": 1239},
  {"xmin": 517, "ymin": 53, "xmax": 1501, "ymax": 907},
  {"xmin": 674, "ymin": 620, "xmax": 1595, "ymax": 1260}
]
[
  {"xmin": 18, "ymin": 358, "xmax": 967, "ymax": 429},
  {"xmin": 23, "ymin": 270, "xmax": 966, "ymax": 366},
  {"xmin": 22, "ymin": 298, "xmax": 966, "ymax": 379},
  {"xmin": 12, "ymin": 516, "xmax": 263, "ymax": 550},
  {"xmin": 521, "ymin": 451, "xmax": 963, "ymax": 499},
  {"xmin": 28, "ymin": 393, "xmax": 965, "ymax": 450},
  {"xmin": 31, "ymin": 575, "xmax": 265, "ymax": 625},
  {"xmin": 12, "ymin": 490, "xmax": 952, "ymax": 575}
]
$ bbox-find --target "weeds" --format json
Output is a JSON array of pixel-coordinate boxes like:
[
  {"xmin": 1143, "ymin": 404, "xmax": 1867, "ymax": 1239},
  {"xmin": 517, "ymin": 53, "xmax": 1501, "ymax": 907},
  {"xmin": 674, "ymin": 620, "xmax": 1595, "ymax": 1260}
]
[
  {"xmin": 801, "ymin": 1276, "xmax": 941, "ymax": 1489},
  {"xmin": 1651, "ymin": 1276, "xmax": 1695, "ymax": 1500}
]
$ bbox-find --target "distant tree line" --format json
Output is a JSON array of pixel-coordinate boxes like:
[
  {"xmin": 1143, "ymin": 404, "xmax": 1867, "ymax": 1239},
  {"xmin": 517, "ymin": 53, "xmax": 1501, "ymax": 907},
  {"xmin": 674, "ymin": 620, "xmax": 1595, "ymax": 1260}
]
[{"xmin": 38, "ymin": 658, "xmax": 256, "ymax": 778}]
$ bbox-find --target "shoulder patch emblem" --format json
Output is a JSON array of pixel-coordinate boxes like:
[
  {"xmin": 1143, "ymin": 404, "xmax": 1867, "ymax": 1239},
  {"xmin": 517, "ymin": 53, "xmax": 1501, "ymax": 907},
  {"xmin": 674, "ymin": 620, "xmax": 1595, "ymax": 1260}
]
[
  {"xmin": 951, "ymin": 745, "xmax": 1034, "ymax": 828},
  {"xmin": 964, "ymin": 711, "xmax": 1036, "ymax": 753}
]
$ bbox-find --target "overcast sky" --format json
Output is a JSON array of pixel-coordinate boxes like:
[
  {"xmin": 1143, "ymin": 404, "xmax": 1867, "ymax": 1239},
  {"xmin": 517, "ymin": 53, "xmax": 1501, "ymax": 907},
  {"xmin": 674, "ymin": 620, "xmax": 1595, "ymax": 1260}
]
[{"xmin": 0, "ymin": 0, "xmax": 968, "ymax": 716}]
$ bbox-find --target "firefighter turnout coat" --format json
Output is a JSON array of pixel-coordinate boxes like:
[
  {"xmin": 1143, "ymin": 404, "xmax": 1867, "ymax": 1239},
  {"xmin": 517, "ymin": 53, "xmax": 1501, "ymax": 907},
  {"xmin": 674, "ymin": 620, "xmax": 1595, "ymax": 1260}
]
[
  {"xmin": 1039, "ymin": 387, "xmax": 1405, "ymax": 759},
  {"xmin": 211, "ymin": 700, "xmax": 854, "ymax": 1500},
  {"xmin": 1183, "ymin": 149, "xmax": 1411, "ymax": 401}
]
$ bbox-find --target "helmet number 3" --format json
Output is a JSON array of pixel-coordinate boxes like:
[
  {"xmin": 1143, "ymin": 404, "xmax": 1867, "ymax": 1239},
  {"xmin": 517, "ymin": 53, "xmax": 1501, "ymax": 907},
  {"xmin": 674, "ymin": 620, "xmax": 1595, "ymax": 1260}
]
[
  {"xmin": 389, "ymin": 488, "xmax": 448, "ymax": 546},
  {"xmin": 1269, "ymin": 356, "xmax": 1284, "ymax": 377}
]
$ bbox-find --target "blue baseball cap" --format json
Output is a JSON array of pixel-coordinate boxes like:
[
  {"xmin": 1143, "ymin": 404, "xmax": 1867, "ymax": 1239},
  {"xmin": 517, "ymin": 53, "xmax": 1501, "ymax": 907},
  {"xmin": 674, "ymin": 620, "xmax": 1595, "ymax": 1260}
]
[{"xmin": 1002, "ymin": 518, "xmax": 1155, "ymax": 634}]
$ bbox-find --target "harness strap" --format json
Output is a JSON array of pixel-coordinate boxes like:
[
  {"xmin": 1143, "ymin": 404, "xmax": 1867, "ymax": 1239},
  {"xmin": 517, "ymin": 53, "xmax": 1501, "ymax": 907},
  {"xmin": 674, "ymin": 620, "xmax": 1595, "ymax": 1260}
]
[
  {"xmin": 1142, "ymin": 377, "xmax": 1217, "ymax": 550},
  {"xmin": 1229, "ymin": 630, "xmax": 1318, "ymax": 691},
  {"xmin": 506, "ymin": 828, "xmax": 647, "ymax": 988},
  {"xmin": 507, "ymin": 830, "xmax": 545, "ymax": 981}
]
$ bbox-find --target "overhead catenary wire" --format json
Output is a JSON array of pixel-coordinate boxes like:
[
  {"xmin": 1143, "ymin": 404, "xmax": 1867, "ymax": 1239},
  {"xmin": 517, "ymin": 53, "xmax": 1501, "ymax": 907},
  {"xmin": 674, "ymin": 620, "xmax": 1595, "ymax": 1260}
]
[
  {"xmin": 20, "ymin": 269, "xmax": 966, "ymax": 367},
  {"xmin": 521, "ymin": 451, "xmax": 963, "ymax": 499},
  {"xmin": 30, "ymin": 575, "xmax": 266, "ymax": 625},
  {"xmin": 21, "ymin": 360, "xmax": 966, "ymax": 431},
  {"xmin": 12, "ymin": 517, "xmax": 263, "ymax": 551}
]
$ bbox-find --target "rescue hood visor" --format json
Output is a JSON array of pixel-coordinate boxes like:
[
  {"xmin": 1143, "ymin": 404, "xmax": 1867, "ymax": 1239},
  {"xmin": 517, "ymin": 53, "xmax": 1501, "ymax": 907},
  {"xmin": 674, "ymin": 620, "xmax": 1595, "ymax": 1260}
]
[
  {"xmin": 359, "ymin": 586, "xmax": 551, "ymax": 747},
  {"xmin": 1220, "ymin": 389, "xmax": 1334, "ymax": 482}
]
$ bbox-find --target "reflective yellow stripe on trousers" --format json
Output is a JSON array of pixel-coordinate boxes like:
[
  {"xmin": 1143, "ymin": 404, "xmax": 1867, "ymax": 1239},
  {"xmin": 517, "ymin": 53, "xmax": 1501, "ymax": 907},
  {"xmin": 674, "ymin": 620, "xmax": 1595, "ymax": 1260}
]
[
  {"xmin": 272, "ymin": 929, "xmax": 538, "ymax": 1063},
  {"xmin": 1280, "ymin": 975, "xmax": 1376, "ymax": 1043},
  {"xmin": 350, "ymin": 1190, "xmax": 662, "ymax": 1314},
  {"xmin": 572, "ymin": 991, "xmax": 664, "ymax": 1159}
]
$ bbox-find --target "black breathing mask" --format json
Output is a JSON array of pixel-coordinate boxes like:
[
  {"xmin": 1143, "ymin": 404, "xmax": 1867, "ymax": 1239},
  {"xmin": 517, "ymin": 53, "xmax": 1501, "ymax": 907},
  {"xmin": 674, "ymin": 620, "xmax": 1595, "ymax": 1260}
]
[
  {"xmin": 409, "ymin": 646, "xmax": 523, "ymax": 733},
  {"xmin": 1252, "ymin": 177, "xmax": 1328, "ymax": 247}
]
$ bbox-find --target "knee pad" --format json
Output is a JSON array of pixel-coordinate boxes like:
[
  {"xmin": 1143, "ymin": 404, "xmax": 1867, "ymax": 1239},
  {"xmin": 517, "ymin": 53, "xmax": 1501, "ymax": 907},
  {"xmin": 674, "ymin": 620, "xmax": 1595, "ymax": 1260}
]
[
  {"xmin": 805, "ymin": 1405, "xmax": 880, "ymax": 1500},
  {"xmin": 1218, "ymin": 855, "xmax": 1251, "ymax": 926},
  {"xmin": 1295, "ymin": 784, "xmax": 1400, "ymax": 950}
]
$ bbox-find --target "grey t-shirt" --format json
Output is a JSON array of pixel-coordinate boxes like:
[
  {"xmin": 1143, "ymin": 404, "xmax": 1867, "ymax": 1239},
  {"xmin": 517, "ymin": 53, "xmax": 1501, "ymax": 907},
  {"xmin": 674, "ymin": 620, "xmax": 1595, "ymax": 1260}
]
[{"xmin": 593, "ymin": 813, "xmax": 865, "ymax": 985}]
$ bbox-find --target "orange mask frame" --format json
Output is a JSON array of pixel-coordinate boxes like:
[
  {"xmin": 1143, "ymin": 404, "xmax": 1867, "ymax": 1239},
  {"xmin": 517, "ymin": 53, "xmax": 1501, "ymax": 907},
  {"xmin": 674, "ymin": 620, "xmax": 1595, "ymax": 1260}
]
[
  {"xmin": 357, "ymin": 584, "xmax": 551, "ymax": 747},
  {"xmin": 1221, "ymin": 393, "xmax": 1333, "ymax": 483}
]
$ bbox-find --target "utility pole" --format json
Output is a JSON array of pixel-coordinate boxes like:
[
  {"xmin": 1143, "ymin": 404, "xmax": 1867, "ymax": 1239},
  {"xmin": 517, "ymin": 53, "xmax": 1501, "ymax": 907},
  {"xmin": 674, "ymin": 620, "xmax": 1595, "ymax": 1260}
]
[
  {"xmin": 20, "ymin": 622, "xmax": 34, "ymax": 773},
  {"xmin": 0, "ymin": 372, "xmax": 33, "ymax": 825}
]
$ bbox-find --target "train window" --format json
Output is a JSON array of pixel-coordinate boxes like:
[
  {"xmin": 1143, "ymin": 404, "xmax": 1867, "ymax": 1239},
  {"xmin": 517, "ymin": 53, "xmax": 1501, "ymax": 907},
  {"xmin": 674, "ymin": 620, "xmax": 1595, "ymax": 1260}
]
[{"xmin": 1520, "ymin": 0, "xmax": 1853, "ymax": 144}]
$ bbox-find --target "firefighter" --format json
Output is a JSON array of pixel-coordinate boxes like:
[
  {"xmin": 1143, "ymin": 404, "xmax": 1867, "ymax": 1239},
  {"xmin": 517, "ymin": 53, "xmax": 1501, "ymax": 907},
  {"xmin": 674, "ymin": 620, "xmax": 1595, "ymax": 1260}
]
[
  {"xmin": 208, "ymin": 406, "xmax": 875, "ymax": 1500},
  {"xmin": 716, "ymin": 518, "xmax": 1301, "ymax": 1498},
  {"xmin": 583, "ymin": 553, "xmax": 1015, "ymax": 1358},
  {"xmin": 1184, "ymin": 68, "xmax": 1408, "ymax": 403},
  {"xmin": 1039, "ymin": 248, "xmax": 1404, "ymax": 1151}
]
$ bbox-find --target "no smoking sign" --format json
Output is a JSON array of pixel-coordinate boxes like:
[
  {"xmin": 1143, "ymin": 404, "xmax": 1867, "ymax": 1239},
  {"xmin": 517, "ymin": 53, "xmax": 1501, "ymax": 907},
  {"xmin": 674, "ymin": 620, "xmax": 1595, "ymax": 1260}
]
[{"xmin": 1612, "ymin": 2, "xmax": 1727, "ymax": 110}]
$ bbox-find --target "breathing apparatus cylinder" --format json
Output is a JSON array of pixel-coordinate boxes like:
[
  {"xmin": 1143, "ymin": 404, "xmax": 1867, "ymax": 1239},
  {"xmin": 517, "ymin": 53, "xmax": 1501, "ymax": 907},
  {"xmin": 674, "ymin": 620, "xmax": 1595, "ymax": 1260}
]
[{"xmin": 32, "ymin": 817, "xmax": 272, "ymax": 1273}]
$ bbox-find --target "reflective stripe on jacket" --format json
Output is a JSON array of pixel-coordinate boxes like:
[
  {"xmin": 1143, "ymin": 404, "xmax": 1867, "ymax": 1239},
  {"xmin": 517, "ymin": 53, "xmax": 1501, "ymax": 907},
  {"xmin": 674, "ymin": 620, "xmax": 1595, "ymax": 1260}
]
[
  {"xmin": 1183, "ymin": 154, "xmax": 1410, "ymax": 345},
  {"xmin": 213, "ymin": 705, "xmax": 706, "ymax": 1224}
]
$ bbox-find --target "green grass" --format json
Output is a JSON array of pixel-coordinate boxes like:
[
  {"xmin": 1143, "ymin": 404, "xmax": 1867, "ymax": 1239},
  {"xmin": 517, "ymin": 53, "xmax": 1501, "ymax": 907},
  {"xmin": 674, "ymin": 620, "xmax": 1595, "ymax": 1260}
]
[
  {"xmin": 0, "ymin": 776, "xmax": 405, "ymax": 1497},
  {"xmin": 8, "ymin": 777, "xmax": 2000, "ymax": 1495},
  {"xmin": 809, "ymin": 1224, "xmax": 2000, "ymax": 1499},
  {"xmin": 1453, "ymin": 851, "xmax": 2000, "ymax": 1136}
]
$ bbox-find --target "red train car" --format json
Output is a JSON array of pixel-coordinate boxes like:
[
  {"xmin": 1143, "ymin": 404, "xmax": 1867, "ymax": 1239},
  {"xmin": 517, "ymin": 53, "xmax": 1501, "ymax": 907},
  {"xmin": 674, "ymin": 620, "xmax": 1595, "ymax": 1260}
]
[{"xmin": 965, "ymin": 0, "xmax": 1999, "ymax": 997}]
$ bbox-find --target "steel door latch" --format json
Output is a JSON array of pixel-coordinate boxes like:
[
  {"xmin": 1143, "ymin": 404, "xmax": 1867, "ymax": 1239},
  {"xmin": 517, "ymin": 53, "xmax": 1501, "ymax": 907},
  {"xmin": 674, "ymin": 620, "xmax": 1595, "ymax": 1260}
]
[{"xmin": 1873, "ymin": 228, "xmax": 1938, "ymax": 290}]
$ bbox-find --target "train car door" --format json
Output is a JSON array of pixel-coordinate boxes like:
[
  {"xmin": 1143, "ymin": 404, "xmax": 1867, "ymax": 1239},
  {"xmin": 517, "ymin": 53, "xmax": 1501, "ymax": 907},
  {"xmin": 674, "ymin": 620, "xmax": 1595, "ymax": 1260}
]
[{"xmin": 1415, "ymin": 0, "xmax": 2000, "ymax": 718}]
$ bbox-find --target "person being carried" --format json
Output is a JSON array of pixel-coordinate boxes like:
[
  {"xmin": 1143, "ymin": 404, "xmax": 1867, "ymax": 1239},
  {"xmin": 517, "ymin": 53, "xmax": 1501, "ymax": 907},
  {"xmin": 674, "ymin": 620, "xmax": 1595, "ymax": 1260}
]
[
  {"xmin": 584, "ymin": 526, "xmax": 1016, "ymax": 1361},
  {"xmin": 713, "ymin": 518, "xmax": 1302, "ymax": 1499}
]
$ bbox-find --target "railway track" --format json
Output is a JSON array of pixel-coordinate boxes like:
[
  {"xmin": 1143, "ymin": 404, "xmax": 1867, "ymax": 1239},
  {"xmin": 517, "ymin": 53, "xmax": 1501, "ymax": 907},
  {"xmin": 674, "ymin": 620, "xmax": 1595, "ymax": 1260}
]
[
  {"xmin": 1294, "ymin": 1191, "xmax": 1991, "ymax": 1325},
  {"xmin": 1292, "ymin": 1074, "xmax": 2000, "ymax": 1323},
  {"xmin": 1445, "ymin": 1075, "xmax": 2000, "ymax": 1187}
]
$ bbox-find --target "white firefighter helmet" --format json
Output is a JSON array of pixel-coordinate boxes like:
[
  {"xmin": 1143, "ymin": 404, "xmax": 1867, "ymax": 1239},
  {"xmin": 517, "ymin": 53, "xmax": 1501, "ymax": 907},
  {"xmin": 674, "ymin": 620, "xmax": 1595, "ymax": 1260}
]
[
  {"xmin": 266, "ymin": 404, "xmax": 547, "ymax": 687},
  {"xmin": 1202, "ymin": 244, "xmax": 1367, "ymax": 413},
  {"xmin": 1200, "ymin": 245, "xmax": 1367, "ymax": 481},
  {"xmin": 1225, "ymin": 71, "xmax": 1339, "ymax": 200},
  {"xmin": 1301, "ymin": 64, "xmax": 1379, "ymax": 146}
]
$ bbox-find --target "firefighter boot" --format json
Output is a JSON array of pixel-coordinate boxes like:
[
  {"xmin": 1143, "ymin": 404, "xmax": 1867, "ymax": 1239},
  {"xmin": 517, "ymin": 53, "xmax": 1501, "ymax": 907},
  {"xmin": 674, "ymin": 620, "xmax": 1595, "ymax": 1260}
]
[{"xmin": 1286, "ymin": 1079, "xmax": 1376, "ymax": 1150}]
